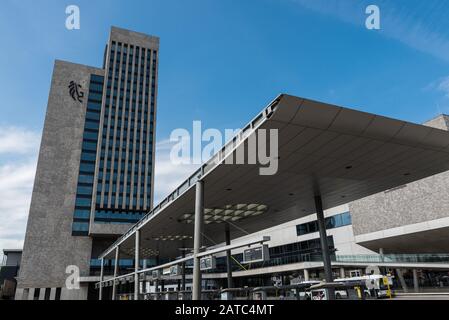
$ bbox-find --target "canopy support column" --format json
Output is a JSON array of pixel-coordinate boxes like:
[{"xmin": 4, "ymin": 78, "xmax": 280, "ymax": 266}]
[
  {"xmin": 225, "ymin": 223, "xmax": 234, "ymax": 289},
  {"xmin": 303, "ymin": 269, "xmax": 309, "ymax": 281},
  {"xmin": 314, "ymin": 195, "xmax": 335, "ymax": 300},
  {"xmin": 112, "ymin": 246, "xmax": 120, "ymax": 300},
  {"xmin": 413, "ymin": 269, "xmax": 419, "ymax": 293},
  {"xmin": 134, "ymin": 230, "xmax": 140, "ymax": 300},
  {"xmin": 181, "ymin": 250, "xmax": 186, "ymax": 291},
  {"xmin": 99, "ymin": 258, "xmax": 104, "ymax": 300},
  {"xmin": 192, "ymin": 180, "xmax": 204, "ymax": 300}
]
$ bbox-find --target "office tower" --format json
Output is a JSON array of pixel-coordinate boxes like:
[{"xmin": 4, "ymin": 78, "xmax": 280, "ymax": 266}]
[{"xmin": 15, "ymin": 27, "xmax": 159, "ymax": 300}]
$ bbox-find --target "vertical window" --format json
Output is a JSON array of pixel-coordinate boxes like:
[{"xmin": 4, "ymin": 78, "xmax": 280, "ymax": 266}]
[
  {"xmin": 341, "ymin": 212, "xmax": 352, "ymax": 226},
  {"xmin": 23, "ymin": 288, "xmax": 29, "ymax": 300},
  {"xmin": 44, "ymin": 288, "xmax": 51, "ymax": 300},
  {"xmin": 55, "ymin": 288, "xmax": 62, "ymax": 300},
  {"xmin": 34, "ymin": 288, "xmax": 40, "ymax": 300},
  {"xmin": 296, "ymin": 212, "xmax": 352, "ymax": 236}
]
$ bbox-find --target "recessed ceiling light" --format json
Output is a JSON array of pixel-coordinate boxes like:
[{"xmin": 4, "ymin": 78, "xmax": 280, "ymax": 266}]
[{"xmin": 178, "ymin": 204, "xmax": 268, "ymax": 224}]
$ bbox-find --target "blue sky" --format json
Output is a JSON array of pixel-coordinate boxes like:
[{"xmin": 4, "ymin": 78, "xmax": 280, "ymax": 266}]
[{"xmin": 1, "ymin": 0, "xmax": 449, "ymax": 254}]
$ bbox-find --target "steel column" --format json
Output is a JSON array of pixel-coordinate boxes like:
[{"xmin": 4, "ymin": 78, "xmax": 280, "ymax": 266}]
[
  {"xmin": 413, "ymin": 269, "xmax": 419, "ymax": 293},
  {"xmin": 314, "ymin": 195, "xmax": 335, "ymax": 300},
  {"xmin": 303, "ymin": 269, "xmax": 310, "ymax": 281},
  {"xmin": 225, "ymin": 223, "xmax": 234, "ymax": 289},
  {"xmin": 134, "ymin": 230, "xmax": 140, "ymax": 300},
  {"xmin": 99, "ymin": 258, "xmax": 104, "ymax": 300},
  {"xmin": 192, "ymin": 180, "xmax": 204, "ymax": 300},
  {"xmin": 379, "ymin": 248, "xmax": 385, "ymax": 262},
  {"xmin": 142, "ymin": 259, "xmax": 147, "ymax": 294},
  {"xmin": 181, "ymin": 250, "xmax": 186, "ymax": 291},
  {"xmin": 112, "ymin": 246, "xmax": 120, "ymax": 300}
]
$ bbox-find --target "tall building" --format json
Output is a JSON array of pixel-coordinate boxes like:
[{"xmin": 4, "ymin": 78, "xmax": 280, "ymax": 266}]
[{"xmin": 15, "ymin": 27, "xmax": 159, "ymax": 300}]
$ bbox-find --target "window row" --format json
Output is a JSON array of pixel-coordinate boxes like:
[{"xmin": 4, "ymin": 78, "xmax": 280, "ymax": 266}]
[{"xmin": 296, "ymin": 212, "xmax": 352, "ymax": 236}]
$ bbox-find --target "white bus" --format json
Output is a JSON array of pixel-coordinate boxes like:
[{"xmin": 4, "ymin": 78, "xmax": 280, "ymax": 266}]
[{"xmin": 334, "ymin": 274, "xmax": 394, "ymax": 299}]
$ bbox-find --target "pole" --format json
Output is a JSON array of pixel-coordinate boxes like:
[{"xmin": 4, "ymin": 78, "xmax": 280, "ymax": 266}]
[
  {"xmin": 225, "ymin": 223, "xmax": 234, "ymax": 289},
  {"xmin": 134, "ymin": 230, "xmax": 140, "ymax": 300},
  {"xmin": 413, "ymin": 269, "xmax": 419, "ymax": 293},
  {"xmin": 379, "ymin": 248, "xmax": 384, "ymax": 262},
  {"xmin": 304, "ymin": 269, "xmax": 310, "ymax": 281},
  {"xmin": 112, "ymin": 247, "xmax": 120, "ymax": 300},
  {"xmin": 142, "ymin": 259, "xmax": 147, "ymax": 295},
  {"xmin": 99, "ymin": 258, "xmax": 104, "ymax": 300},
  {"xmin": 192, "ymin": 180, "xmax": 204, "ymax": 300},
  {"xmin": 314, "ymin": 195, "xmax": 335, "ymax": 300},
  {"xmin": 181, "ymin": 250, "xmax": 186, "ymax": 291}
]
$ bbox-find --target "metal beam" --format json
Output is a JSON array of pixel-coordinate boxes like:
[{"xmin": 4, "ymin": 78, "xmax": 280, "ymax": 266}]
[
  {"xmin": 197, "ymin": 236, "xmax": 270, "ymax": 258},
  {"xmin": 192, "ymin": 180, "xmax": 204, "ymax": 300}
]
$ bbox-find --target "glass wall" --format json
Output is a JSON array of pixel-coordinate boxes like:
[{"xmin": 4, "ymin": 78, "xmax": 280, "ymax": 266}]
[
  {"xmin": 296, "ymin": 212, "xmax": 352, "ymax": 236},
  {"xmin": 205, "ymin": 236, "xmax": 336, "ymax": 274},
  {"xmin": 71, "ymin": 74, "xmax": 104, "ymax": 236},
  {"xmin": 93, "ymin": 40, "xmax": 157, "ymax": 224}
]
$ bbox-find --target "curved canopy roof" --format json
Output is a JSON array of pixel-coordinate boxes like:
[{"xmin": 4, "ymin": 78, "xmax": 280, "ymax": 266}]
[{"xmin": 100, "ymin": 94, "xmax": 449, "ymax": 260}]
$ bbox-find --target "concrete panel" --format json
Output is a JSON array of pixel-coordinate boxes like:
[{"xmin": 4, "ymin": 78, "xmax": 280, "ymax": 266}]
[
  {"xmin": 16, "ymin": 61, "xmax": 103, "ymax": 291},
  {"xmin": 14, "ymin": 288, "xmax": 24, "ymax": 300},
  {"xmin": 89, "ymin": 222, "xmax": 134, "ymax": 236},
  {"xmin": 39, "ymin": 288, "xmax": 46, "ymax": 300},
  {"xmin": 50, "ymin": 288, "xmax": 56, "ymax": 300},
  {"xmin": 110, "ymin": 26, "xmax": 159, "ymax": 50},
  {"xmin": 350, "ymin": 115, "xmax": 449, "ymax": 242},
  {"xmin": 28, "ymin": 288, "xmax": 35, "ymax": 300},
  {"xmin": 61, "ymin": 286, "xmax": 88, "ymax": 300}
]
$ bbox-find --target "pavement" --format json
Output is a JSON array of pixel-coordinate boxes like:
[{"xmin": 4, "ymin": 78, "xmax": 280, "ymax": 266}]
[{"xmin": 393, "ymin": 294, "xmax": 449, "ymax": 300}]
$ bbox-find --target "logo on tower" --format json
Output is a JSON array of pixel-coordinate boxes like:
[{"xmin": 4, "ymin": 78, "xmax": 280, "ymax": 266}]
[{"xmin": 68, "ymin": 81, "xmax": 84, "ymax": 103}]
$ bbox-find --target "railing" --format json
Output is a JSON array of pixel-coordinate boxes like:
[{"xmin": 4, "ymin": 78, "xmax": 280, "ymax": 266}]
[
  {"xmin": 213, "ymin": 253, "xmax": 449, "ymax": 274},
  {"xmin": 336, "ymin": 254, "xmax": 449, "ymax": 264}
]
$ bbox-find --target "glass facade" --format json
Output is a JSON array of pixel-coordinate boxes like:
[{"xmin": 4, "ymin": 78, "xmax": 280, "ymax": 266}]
[
  {"xmin": 199, "ymin": 237, "xmax": 336, "ymax": 274},
  {"xmin": 296, "ymin": 211, "xmax": 352, "ymax": 236},
  {"xmin": 72, "ymin": 74, "xmax": 104, "ymax": 236},
  {"xmin": 72, "ymin": 35, "xmax": 159, "ymax": 235},
  {"xmin": 93, "ymin": 39, "xmax": 157, "ymax": 224},
  {"xmin": 90, "ymin": 257, "xmax": 162, "ymax": 276}
]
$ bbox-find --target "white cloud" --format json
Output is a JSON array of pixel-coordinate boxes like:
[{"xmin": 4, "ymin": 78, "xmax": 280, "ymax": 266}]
[
  {"xmin": 436, "ymin": 76, "xmax": 449, "ymax": 98},
  {"xmin": 292, "ymin": 0, "xmax": 449, "ymax": 62},
  {"xmin": 0, "ymin": 161, "xmax": 37, "ymax": 258},
  {"xmin": 153, "ymin": 138, "xmax": 200, "ymax": 204},
  {"xmin": 0, "ymin": 126, "xmax": 40, "ymax": 259},
  {"xmin": 0, "ymin": 126, "xmax": 41, "ymax": 154},
  {"xmin": 424, "ymin": 76, "xmax": 449, "ymax": 98}
]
